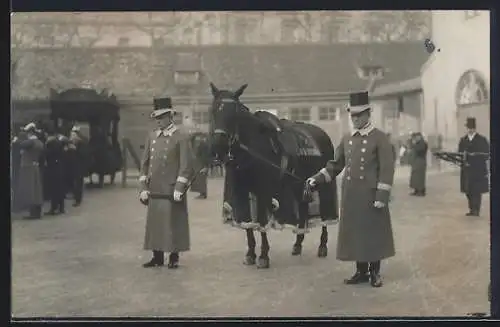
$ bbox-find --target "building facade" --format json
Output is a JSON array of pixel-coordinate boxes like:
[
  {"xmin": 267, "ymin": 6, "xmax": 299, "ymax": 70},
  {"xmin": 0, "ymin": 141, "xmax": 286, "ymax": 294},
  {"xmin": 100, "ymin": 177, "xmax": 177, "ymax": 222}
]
[
  {"xmin": 11, "ymin": 12, "xmax": 430, "ymax": 154},
  {"xmin": 420, "ymin": 10, "xmax": 490, "ymax": 150}
]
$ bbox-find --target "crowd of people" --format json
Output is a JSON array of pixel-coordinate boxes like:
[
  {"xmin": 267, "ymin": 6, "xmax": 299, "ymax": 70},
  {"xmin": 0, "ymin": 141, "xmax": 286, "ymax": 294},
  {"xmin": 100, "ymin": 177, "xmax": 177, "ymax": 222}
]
[{"xmin": 11, "ymin": 121, "xmax": 88, "ymax": 219}]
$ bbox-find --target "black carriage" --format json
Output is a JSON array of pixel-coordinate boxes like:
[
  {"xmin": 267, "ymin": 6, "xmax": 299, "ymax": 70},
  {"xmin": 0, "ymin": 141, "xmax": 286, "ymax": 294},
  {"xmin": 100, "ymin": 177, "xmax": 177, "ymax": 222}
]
[{"xmin": 49, "ymin": 88, "xmax": 123, "ymax": 187}]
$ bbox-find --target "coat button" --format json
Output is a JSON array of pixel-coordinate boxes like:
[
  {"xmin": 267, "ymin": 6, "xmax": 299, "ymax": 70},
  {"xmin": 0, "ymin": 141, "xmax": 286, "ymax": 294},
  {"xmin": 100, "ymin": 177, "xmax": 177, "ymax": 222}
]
[
  {"xmin": 361, "ymin": 157, "xmax": 365, "ymax": 162},
  {"xmin": 360, "ymin": 176, "xmax": 364, "ymax": 180},
  {"xmin": 152, "ymin": 140, "xmax": 156, "ymax": 144},
  {"xmin": 349, "ymin": 140, "xmax": 353, "ymax": 145},
  {"xmin": 151, "ymin": 148, "xmax": 155, "ymax": 152},
  {"xmin": 361, "ymin": 148, "xmax": 366, "ymax": 152},
  {"xmin": 362, "ymin": 140, "xmax": 367, "ymax": 144},
  {"xmin": 360, "ymin": 166, "xmax": 364, "ymax": 170},
  {"xmin": 150, "ymin": 156, "xmax": 154, "ymax": 159},
  {"xmin": 347, "ymin": 176, "xmax": 351, "ymax": 180}
]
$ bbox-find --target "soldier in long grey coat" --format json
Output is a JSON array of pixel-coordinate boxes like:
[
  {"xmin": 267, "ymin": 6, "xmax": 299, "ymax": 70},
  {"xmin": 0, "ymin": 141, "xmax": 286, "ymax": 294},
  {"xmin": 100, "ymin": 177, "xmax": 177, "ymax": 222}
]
[
  {"xmin": 409, "ymin": 132, "xmax": 428, "ymax": 196},
  {"xmin": 308, "ymin": 92, "xmax": 395, "ymax": 288},
  {"xmin": 12, "ymin": 122, "xmax": 45, "ymax": 219},
  {"xmin": 139, "ymin": 97, "xmax": 195, "ymax": 269},
  {"xmin": 190, "ymin": 133, "xmax": 210, "ymax": 199}
]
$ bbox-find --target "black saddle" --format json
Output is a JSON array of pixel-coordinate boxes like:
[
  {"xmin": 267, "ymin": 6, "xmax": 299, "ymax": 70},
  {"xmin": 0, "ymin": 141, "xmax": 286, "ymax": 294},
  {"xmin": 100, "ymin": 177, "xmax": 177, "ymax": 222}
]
[{"xmin": 254, "ymin": 111, "xmax": 321, "ymax": 157}]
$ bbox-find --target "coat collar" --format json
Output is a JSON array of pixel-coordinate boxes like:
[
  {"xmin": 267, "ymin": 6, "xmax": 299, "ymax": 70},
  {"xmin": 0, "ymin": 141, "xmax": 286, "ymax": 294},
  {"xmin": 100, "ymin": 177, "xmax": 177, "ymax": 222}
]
[
  {"xmin": 351, "ymin": 122, "xmax": 375, "ymax": 136},
  {"xmin": 467, "ymin": 132, "xmax": 477, "ymax": 141},
  {"xmin": 156, "ymin": 123, "xmax": 177, "ymax": 137}
]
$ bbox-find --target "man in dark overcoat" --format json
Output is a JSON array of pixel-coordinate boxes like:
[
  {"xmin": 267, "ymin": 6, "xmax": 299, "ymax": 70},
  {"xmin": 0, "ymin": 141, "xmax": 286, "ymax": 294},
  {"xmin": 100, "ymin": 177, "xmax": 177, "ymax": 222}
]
[
  {"xmin": 65, "ymin": 125, "xmax": 87, "ymax": 207},
  {"xmin": 409, "ymin": 132, "xmax": 428, "ymax": 196},
  {"xmin": 190, "ymin": 133, "xmax": 210, "ymax": 199},
  {"xmin": 138, "ymin": 97, "xmax": 196, "ymax": 269},
  {"xmin": 307, "ymin": 92, "xmax": 396, "ymax": 288},
  {"xmin": 458, "ymin": 117, "xmax": 489, "ymax": 216},
  {"xmin": 12, "ymin": 122, "xmax": 45, "ymax": 219},
  {"xmin": 44, "ymin": 127, "xmax": 68, "ymax": 215}
]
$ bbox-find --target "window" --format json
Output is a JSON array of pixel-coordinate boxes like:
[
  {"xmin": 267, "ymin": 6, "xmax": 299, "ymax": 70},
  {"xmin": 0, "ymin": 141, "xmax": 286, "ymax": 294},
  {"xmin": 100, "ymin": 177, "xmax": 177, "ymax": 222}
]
[
  {"xmin": 117, "ymin": 37, "xmax": 130, "ymax": 46},
  {"xmin": 464, "ymin": 11, "xmax": 481, "ymax": 19},
  {"xmin": 357, "ymin": 65, "xmax": 385, "ymax": 80},
  {"xmin": 280, "ymin": 19, "xmax": 298, "ymax": 43},
  {"xmin": 289, "ymin": 107, "xmax": 311, "ymax": 121},
  {"xmin": 192, "ymin": 110, "xmax": 210, "ymax": 124},
  {"xmin": 318, "ymin": 107, "xmax": 339, "ymax": 121},
  {"xmin": 455, "ymin": 70, "xmax": 489, "ymax": 106}
]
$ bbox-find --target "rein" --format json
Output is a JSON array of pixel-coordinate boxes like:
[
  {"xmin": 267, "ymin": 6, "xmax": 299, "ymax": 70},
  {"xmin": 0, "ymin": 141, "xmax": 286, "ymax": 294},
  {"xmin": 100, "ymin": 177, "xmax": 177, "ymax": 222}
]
[{"xmin": 211, "ymin": 99, "xmax": 302, "ymax": 183}]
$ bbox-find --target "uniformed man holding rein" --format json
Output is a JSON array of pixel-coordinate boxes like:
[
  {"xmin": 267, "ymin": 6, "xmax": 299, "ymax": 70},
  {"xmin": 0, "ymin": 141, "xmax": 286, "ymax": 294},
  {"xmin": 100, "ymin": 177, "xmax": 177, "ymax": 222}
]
[
  {"xmin": 307, "ymin": 91, "xmax": 396, "ymax": 288},
  {"xmin": 139, "ymin": 97, "xmax": 196, "ymax": 269}
]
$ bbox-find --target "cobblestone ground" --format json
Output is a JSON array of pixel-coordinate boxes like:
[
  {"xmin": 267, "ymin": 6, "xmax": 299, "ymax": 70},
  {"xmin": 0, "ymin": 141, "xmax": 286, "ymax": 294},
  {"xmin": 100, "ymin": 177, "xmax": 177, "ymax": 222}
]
[{"xmin": 11, "ymin": 169, "xmax": 490, "ymax": 317}]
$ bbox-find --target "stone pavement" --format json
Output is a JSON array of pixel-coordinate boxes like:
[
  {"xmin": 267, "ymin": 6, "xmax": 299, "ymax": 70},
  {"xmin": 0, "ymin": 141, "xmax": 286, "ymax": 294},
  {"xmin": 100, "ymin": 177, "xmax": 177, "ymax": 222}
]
[{"xmin": 11, "ymin": 169, "xmax": 490, "ymax": 317}]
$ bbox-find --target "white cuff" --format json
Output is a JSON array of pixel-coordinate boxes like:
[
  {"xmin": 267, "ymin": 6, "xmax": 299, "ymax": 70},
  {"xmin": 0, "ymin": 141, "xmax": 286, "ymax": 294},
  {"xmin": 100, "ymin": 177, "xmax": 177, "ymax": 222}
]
[
  {"xmin": 377, "ymin": 182, "xmax": 392, "ymax": 191},
  {"xmin": 139, "ymin": 175, "xmax": 147, "ymax": 182},
  {"xmin": 176, "ymin": 176, "xmax": 189, "ymax": 184},
  {"xmin": 319, "ymin": 168, "xmax": 332, "ymax": 183}
]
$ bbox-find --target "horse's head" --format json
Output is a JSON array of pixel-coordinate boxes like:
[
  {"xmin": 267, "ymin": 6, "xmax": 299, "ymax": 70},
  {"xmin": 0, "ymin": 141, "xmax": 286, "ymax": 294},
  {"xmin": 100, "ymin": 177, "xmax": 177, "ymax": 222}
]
[{"xmin": 208, "ymin": 82, "xmax": 248, "ymax": 160}]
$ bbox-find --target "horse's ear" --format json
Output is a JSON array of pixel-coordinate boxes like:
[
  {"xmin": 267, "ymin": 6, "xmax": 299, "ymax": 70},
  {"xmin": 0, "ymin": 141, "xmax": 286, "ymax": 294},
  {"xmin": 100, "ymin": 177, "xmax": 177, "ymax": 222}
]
[
  {"xmin": 234, "ymin": 84, "xmax": 248, "ymax": 98},
  {"xmin": 209, "ymin": 82, "xmax": 219, "ymax": 96}
]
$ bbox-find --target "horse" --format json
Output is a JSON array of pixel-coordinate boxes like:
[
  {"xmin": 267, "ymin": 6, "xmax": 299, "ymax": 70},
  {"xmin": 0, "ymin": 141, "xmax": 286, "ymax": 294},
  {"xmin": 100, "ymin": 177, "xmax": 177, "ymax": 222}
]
[{"xmin": 208, "ymin": 82, "xmax": 338, "ymax": 268}]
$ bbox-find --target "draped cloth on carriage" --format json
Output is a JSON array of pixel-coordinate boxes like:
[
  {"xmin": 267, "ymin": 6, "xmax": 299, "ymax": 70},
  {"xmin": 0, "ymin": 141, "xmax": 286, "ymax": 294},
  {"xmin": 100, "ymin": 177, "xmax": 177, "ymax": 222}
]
[{"xmin": 221, "ymin": 112, "xmax": 338, "ymax": 232}]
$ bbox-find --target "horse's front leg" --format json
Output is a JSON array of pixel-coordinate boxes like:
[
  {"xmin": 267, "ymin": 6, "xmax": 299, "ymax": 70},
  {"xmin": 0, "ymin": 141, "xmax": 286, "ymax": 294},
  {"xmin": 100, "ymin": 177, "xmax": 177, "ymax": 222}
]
[
  {"xmin": 244, "ymin": 228, "xmax": 257, "ymax": 265},
  {"xmin": 292, "ymin": 201, "xmax": 309, "ymax": 256},
  {"xmin": 256, "ymin": 198, "xmax": 270, "ymax": 269}
]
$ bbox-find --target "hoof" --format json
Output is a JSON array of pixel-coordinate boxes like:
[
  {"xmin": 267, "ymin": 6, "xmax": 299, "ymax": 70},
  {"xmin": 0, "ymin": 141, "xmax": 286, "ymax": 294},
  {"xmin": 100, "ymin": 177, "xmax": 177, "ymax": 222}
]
[
  {"xmin": 256, "ymin": 257, "xmax": 270, "ymax": 269},
  {"xmin": 317, "ymin": 246, "xmax": 328, "ymax": 258},
  {"xmin": 243, "ymin": 255, "xmax": 256, "ymax": 265},
  {"xmin": 291, "ymin": 244, "xmax": 302, "ymax": 256}
]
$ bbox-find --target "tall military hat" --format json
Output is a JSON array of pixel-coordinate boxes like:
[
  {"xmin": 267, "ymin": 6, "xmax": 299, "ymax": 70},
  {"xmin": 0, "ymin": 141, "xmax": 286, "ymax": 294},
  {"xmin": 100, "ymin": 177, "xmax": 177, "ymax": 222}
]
[
  {"xmin": 465, "ymin": 117, "xmax": 476, "ymax": 129},
  {"xmin": 151, "ymin": 97, "xmax": 176, "ymax": 119},
  {"xmin": 347, "ymin": 91, "xmax": 371, "ymax": 114}
]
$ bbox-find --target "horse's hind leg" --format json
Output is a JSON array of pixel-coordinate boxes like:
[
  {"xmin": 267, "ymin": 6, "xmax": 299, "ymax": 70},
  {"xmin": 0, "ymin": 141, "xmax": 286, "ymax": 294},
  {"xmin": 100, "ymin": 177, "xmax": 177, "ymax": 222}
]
[
  {"xmin": 292, "ymin": 202, "xmax": 309, "ymax": 256},
  {"xmin": 244, "ymin": 228, "xmax": 257, "ymax": 265},
  {"xmin": 317, "ymin": 185, "xmax": 334, "ymax": 258},
  {"xmin": 257, "ymin": 231, "xmax": 270, "ymax": 269},
  {"xmin": 318, "ymin": 225, "xmax": 328, "ymax": 258}
]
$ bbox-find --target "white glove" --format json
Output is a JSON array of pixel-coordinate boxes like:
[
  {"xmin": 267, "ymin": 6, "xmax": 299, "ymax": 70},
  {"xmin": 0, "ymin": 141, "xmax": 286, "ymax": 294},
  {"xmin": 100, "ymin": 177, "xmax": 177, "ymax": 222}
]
[
  {"xmin": 373, "ymin": 201, "xmax": 385, "ymax": 208},
  {"xmin": 139, "ymin": 190, "xmax": 150, "ymax": 202},
  {"xmin": 307, "ymin": 178, "xmax": 317, "ymax": 187},
  {"xmin": 173, "ymin": 190, "xmax": 183, "ymax": 202},
  {"xmin": 200, "ymin": 168, "xmax": 209, "ymax": 174}
]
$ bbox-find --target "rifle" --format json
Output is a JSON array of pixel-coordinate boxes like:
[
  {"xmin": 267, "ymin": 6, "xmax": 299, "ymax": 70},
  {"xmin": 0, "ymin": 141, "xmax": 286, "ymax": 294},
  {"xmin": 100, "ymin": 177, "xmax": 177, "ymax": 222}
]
[{"xmin": 433, "ymin": 151, "xmax": 490, "ymax": 167}]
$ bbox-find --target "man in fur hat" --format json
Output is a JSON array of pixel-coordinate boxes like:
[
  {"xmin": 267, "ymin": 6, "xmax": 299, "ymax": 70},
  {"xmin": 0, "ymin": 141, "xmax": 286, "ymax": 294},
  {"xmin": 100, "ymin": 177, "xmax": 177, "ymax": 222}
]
[
  {"xmin": 12, "ymin": 122, "xmax": 45, "ymax": 219},
  {"xmin": 138, "ymin": 97, "xmax": 196, "ymax": 268},
  {"xmin": 307, "ymin": 91, "xmax": 396, "ymax": 288},
  {"xmin": 458, "ymin": 117, "xmax": 490, "ymax": 216}
]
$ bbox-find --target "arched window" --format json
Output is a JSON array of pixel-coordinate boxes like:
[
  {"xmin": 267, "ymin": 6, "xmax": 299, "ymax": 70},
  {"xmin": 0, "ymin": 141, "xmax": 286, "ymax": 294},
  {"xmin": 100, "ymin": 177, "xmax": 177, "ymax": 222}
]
[{"xmin": 455, "ymin": 70, "xmax": 489, "ymax": 106}]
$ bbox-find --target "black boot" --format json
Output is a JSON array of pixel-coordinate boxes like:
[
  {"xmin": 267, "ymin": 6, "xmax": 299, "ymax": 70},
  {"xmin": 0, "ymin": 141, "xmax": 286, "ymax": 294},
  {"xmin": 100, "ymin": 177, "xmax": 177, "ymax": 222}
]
[
  {"xmin": 142, "ymin": 250, "xmax": 164, "ymax": 268},
  {"xmin": 344, "ymin": 262, "xmax": 370, "ymax": 284},
  {"xmin": 167, "ymin": 252, "xmax": 179, "ymax": 269},
  {"xmin": 59, "ymin": 199, "xmax": 65, "ymax": 214},
  {"xmin": 369, "ymin": 261, "xmax": 383, "ymax": 288}
]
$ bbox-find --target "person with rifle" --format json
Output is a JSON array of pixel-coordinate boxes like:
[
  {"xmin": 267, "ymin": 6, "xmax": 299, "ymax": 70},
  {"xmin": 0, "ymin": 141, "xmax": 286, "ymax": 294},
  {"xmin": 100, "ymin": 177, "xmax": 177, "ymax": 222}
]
[
  {"xmin": 138, "ymin": 97, "xmax": 196, "ymax": 269},
  {"xmin": 458, "ymin": 117, "xmax": 489, "ymax": 217}
]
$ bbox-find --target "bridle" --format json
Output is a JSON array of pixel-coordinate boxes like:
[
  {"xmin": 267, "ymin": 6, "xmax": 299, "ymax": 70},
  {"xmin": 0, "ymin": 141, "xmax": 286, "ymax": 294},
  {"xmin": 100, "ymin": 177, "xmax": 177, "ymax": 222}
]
[
  {"xmin": 210, "ymin": 96, "xmax": 304, "ymax": 184},
  {"xmin": 211, "ymin": 97, "xmax": 243, "ymax": 164}
]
